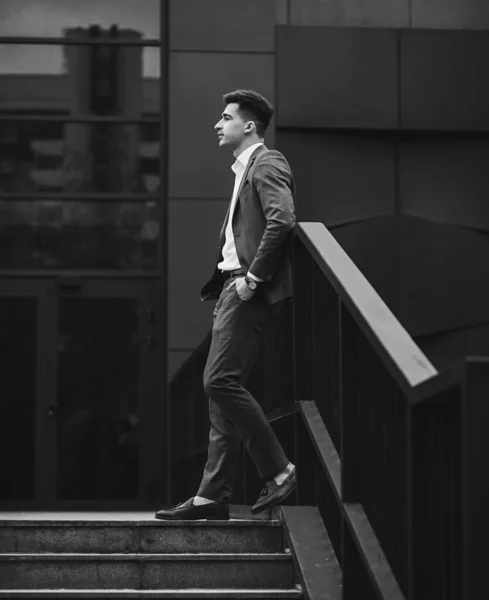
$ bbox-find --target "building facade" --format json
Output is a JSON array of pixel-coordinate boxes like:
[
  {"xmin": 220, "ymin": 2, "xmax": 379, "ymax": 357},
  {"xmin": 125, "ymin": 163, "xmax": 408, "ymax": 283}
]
[{"xmin": 1, "ymin": 0, "xmax": 488, "ymax": 510}]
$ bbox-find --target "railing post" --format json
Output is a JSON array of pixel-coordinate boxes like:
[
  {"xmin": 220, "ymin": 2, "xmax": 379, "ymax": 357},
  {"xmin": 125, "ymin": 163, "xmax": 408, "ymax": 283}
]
[
  {"xmin": 340, "ymin": 301, "xmax": 362, "ymax": 600},
  {"xmin": 294, "ymin": 408, "xmax": 316, "ymax": 505},
  {"xmin": 292, "ymin": 236, "xmax": 312, "ymax": 406},
  {"xmin": 462, "ymin": 357, "xmax": 489, "ymax": 599},
  {"xmin": 340, "ymin": 302, "xmax": 360, "ymax": 503}
]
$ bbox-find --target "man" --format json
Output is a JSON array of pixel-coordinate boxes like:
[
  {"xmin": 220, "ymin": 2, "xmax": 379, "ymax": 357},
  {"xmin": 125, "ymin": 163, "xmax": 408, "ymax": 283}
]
[{"xmin": 156, "ymin": 89, "xmax": 296, "ymax": 520}]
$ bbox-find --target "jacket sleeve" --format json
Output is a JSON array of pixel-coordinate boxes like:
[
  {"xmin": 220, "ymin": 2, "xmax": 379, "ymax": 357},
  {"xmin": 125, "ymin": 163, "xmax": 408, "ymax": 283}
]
[{"xmin": 248, "ymin": 152, "xmax": 296, "ymax": 281}]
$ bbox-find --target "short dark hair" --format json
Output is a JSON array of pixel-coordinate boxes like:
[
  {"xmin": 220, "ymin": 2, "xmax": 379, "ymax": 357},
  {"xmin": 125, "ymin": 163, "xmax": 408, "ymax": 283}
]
[{"xmin": 223, "ymin": 89, "xmax": 274, "ymax": 137}]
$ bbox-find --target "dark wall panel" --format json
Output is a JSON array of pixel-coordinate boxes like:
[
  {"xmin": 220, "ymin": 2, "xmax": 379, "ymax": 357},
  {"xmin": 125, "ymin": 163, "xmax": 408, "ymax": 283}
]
[
  {"xmin": 401, "ymin": 30, "xmax": 489, "ymax": 131},
  {"xmin": 289, "ymin": 0, "xmax": 409, "ymax": 27},
  {"xmin": 168, "ymin": 350, "xmax": 192, "ymax": 380},
  {"xmin": 399, "ymin": 138, "xmax": 489, "ymax": 230},
  {"xmin": 331, "ymin": 217, "xmax": 402, "ymax": 320},
  {"xmin": 169, "ymin": 53, "xmax": 274, "ymax": 198},
  {"xmin": 398, "ymin": 217, "xmax": 489, "ymax": 337},
  {"xmin": 168, "ymin": 199, "xmax": 226, "ymax": 349},
  {"xmin": 277, "ymin": 130, "xmax": 396, "ymax": 225},
  {"xmin": 416, "ymin": 322, "xmax": 489, "ymax": 372},
  {"xmin": 276, "ymin": 0, "xmax": 289, "ymax": 25},
  {"xmin": 170, "ymin": 0, "xmax": 280, "ymax": 51},
  {"xmin": 411, "ymin": 0, "xmax": 489, "ymax": 30},
  {"xmin": 332, "ymin": 216, "xmax": 489, "ymax": 340},
  {"xmin": 276, "ymin": 26, "xmax": 398, "ymax": 129}
]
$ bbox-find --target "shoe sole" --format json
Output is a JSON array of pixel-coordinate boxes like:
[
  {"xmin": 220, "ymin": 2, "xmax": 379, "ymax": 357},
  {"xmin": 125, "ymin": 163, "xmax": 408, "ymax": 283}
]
[{"xmin": 250, "ymin": 483, "xmax": 296, "ymax": 515}]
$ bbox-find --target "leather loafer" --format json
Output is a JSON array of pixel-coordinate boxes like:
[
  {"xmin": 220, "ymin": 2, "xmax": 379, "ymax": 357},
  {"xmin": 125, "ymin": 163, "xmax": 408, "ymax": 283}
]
[
  {"xmin": 155, "ymin": 497, "xmax": 230, "ymax": 520},
  {"xmin": 251, "ymin": 469, "xmax": 296, "ymax": 515}
]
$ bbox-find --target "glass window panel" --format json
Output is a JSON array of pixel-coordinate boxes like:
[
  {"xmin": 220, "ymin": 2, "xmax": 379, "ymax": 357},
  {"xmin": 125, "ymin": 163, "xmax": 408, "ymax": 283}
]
[
  {"xmin": 0, "ymin": 122, "xmax": 160, "ymax": 194},
  {"xmin": 0, "ymin": 0, "xmax": 160, "ymax": 39},
  {"xmin": 57, "ymin": 296, "xmax": 140, "ymax": 501},
  {"xmin": 0, "ymin": 296, "xmax": 37, "ymax": 501},
  {"xmin": 0, "ymin": 44, "xmax": 160, "ymax": 106},
  {"xmin": 0, "ymin": 200, "xmax": 160, "ymax": 270}
]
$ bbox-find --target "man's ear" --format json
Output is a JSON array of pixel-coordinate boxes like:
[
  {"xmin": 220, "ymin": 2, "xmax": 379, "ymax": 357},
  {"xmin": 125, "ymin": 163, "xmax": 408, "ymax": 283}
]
[{"xmin": 245, "ymin": 121, "xmax": 255, "ymax": 133}]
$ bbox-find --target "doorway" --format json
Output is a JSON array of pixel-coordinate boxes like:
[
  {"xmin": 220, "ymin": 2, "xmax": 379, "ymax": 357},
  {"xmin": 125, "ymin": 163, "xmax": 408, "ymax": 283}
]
[{"xmin": 0, "ymin": 278, "xmax": 166, "ymax": 510}]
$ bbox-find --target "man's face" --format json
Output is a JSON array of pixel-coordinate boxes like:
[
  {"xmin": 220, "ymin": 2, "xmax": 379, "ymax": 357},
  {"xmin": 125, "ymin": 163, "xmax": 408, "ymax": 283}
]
[{"xmin": 215, "ymin": 103, "xmax": 250, "ymax": 149}]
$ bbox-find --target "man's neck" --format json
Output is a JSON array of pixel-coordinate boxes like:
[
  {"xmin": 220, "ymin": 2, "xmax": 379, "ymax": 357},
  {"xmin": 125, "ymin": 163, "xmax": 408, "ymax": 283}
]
[{"xmin": 233, "ymin": 137, "xmax": 264, "ymax": 159}]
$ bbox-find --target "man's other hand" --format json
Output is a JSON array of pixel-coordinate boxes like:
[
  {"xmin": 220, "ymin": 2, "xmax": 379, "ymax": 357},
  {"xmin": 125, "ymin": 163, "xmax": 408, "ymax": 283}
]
[{"xmin": 228, "ymin": 277, "xmax": 256, "ymax": 301}]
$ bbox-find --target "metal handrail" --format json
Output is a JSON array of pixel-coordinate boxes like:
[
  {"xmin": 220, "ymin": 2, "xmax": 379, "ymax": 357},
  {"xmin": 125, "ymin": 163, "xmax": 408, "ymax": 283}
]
[{"xmin": 296, "ymin": 222, "xmax": 439, "ymax": 394}]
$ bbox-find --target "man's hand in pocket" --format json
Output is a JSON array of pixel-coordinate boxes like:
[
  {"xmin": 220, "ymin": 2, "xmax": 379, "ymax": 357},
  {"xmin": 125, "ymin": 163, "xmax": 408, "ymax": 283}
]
[{"xmin": 227, "ymin": 277, "xmax": 256, "ymax": 301}]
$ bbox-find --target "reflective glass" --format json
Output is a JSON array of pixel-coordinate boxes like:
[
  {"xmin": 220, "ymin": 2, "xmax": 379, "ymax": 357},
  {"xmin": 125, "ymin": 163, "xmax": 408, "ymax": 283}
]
[
  {"xmin": 0, "ymin": 43, "xmax": 160, "ymax": 79},
  {"xmin": 0, "ymin": 43, "xmax": 160, "ymax": 92},
  {"xmin": 0, "ymin": 200, "xmax": 160, "ymax": 269},
  {"xmin": 0, "ymin": 296, "xmax": 37, "ymax": 501},
  {"xmin": 0, "ymin": 0, "xmax": 160, "ymax": 39},
  {"xmin": 0, "ymin": 121, "xmax": 160, "ymax": 194},
  {"xmin": 57, "ymin": 296, "xmax": 140, "ymax": 501}
]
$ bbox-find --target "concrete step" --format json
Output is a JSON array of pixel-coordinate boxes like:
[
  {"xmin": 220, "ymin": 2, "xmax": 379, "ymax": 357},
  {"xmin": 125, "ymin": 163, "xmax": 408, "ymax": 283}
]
[
  {"xmin": 0, "ymin": 520, "xmax": 284, "ymax": 555},
  {"xmin": 0, "ymin": 588, "xmax": 303, "ymax": 598},
  {"xmin": 0, "ymin": 553, "xmax": 296, "ymax": 590}
]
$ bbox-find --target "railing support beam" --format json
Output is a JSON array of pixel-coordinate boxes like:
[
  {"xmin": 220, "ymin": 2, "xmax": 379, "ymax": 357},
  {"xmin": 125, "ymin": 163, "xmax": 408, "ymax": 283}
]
[{"xmin": 463, "ymin": 357, "xmax": 489, "ymax": 599}]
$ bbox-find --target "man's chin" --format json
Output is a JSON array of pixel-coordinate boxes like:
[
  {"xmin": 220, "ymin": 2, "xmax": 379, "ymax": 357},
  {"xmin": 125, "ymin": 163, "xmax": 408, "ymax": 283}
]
[{"xmin": 218, "ymin": 138, "xmax": 236, "ymax": 150}]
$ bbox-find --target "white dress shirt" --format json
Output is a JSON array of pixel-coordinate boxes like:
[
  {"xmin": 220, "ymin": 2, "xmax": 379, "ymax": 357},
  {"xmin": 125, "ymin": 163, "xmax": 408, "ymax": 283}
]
[{"xmin": 217, "ymin": 142, "xmax": 264, "ymax": 275}]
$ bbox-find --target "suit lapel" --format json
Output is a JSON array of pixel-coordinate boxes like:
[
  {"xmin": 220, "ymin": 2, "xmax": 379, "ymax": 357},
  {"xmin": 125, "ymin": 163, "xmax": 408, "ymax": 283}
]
[
  {"xmin": 219, "ymin": 203, "xmax": 231, "ymax": 242},
  {"xmin": 235, "ymin": 144, "xmax": 268, "ymax": 202}
]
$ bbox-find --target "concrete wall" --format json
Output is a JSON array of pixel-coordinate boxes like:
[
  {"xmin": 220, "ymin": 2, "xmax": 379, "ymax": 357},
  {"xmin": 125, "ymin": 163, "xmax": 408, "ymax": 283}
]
[{"xmin": 167, "ymin": 0, "xmax": 489, "ymax": 377}]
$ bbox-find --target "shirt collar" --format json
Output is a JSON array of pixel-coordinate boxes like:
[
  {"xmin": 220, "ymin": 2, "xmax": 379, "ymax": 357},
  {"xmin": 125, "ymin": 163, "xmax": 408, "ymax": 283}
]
[{"xmin": 231, "ymin": 142, "xmax": 264, "ymax": 174}]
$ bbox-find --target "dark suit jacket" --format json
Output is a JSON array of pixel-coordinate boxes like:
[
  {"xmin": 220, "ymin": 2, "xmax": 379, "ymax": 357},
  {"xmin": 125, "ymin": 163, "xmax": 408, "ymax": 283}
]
[{"xmin": 201, "ymin": 145, "xmax": 296, "ymax": 305}]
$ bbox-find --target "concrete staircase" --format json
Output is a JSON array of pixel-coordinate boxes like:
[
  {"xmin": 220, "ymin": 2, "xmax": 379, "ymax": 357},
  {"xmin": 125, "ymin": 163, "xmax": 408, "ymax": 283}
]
[{"xmin": 0, "ymin": 510, "xmax": 302, "ymax": 598}]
